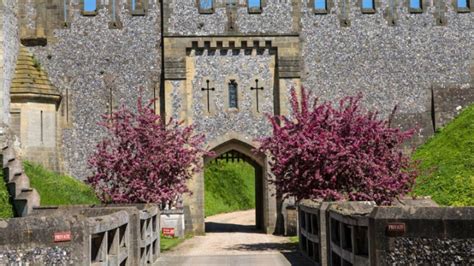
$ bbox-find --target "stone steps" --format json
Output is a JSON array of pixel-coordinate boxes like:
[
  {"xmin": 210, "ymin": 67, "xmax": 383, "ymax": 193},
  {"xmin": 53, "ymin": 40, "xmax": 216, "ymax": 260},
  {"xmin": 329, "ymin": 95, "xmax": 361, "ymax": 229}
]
[{"xmin": 2, "ymin": 144, "xmax": 40, "ymax": 217}]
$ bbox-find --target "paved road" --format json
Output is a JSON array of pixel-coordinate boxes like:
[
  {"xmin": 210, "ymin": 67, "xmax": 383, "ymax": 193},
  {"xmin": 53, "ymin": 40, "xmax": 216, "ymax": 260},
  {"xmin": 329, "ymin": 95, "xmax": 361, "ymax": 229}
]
[{"xmin": 156, "ymin": 210, "xmax": 313, "ymax": 266}]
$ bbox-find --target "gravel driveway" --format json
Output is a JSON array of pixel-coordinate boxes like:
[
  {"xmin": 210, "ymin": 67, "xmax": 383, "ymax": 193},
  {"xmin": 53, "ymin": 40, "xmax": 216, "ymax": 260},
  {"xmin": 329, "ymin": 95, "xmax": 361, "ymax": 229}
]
[{"xmin": 157, "ymin": 209, "xmax": 313, "ymax": 266}]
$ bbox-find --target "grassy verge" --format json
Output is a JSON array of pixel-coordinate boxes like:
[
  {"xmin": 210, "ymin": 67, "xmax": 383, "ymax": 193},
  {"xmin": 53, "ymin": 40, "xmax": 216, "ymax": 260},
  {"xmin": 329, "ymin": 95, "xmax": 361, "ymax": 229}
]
[
  {"xmin": 289, "ymin": 236, "xmax": 299, "ymax": 244},
  {"xmin": 0, "ymin": 170, "xmax": 14, "ymax": 218},
  {"xmin": 204, "ymin": 161, "xmax": 255, "ymax": 217},
  {"xmin": 412, "ymin": 104, "xmax": 474, "ymax": 206},
  {"xmin": 160, "ymin": 234, "xmax": 192, "ymax": 252},
  {"xmin": 25, "ymin": 161, "xmax": 100, "ymax": 206}
]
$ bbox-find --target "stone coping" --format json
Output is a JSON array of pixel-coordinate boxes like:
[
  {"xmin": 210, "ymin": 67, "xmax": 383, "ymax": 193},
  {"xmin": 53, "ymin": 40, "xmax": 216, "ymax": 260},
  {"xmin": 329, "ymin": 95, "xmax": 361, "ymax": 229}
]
[
  {"xmin": 32, "ymin": 203, "xmax": 159, "ymax": 215},
  {"xmin": 87, "ymin": 210, "xmax": 129, "ymax": 234}
]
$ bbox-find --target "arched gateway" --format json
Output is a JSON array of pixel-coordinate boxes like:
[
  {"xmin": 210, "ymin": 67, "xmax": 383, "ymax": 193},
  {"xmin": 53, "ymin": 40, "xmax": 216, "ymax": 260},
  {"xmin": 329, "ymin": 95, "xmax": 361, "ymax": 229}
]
[{"xmin": 183, "ymin": 137, "xmax": 277, "ymax": 235}]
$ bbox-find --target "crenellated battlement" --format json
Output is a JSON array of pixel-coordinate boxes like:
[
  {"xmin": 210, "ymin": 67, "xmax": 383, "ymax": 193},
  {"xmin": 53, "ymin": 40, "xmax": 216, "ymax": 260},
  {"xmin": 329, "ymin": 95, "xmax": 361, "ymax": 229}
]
[
  {"xmin": 17, "ymin": 0, "xmax": 158, "ymax": 45},
  {"xmin": 17, "ymin": 0, "xmax": 472, "ymax": 44}
]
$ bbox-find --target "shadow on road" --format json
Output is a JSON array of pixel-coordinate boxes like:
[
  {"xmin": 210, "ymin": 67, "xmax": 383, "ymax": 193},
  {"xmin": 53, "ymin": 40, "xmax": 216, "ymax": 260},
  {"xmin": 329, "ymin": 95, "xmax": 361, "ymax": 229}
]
[
  {"xmin": 227, "ymin": 242, "xmax": 297, "ymax": 252},
  {"xmin": 205, "ymin": 222, "xmax": 260, "ymax": 233},
  {"xmin": 281, "ymin": 251, "xmax": 314, "ymax": 266},
  {"xmin": 225, "ymin": 242, "xmax": 313, "ymax": 265}
]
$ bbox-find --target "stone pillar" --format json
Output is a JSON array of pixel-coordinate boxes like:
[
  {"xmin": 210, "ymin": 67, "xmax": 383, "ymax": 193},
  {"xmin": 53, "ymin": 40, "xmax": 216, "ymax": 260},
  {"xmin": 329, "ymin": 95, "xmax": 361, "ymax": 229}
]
[
  {"xmin": 184, "ymin": 163, "xmax": 205, "ymax": 235},
  {"xmin": 263, "ymin": 156, "xmax": 277, "ymax": 234}
]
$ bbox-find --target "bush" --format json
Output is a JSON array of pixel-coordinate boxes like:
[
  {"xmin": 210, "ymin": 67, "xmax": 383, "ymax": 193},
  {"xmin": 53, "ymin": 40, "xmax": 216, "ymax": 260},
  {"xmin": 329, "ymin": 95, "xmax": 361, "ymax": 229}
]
[
  {"xmin": 87, "ymin": 97, "xmax": 209, "ymax": 204},
  {"xmin": 257, "ymin": 88, "xmax": 417, "ymax": 205}
]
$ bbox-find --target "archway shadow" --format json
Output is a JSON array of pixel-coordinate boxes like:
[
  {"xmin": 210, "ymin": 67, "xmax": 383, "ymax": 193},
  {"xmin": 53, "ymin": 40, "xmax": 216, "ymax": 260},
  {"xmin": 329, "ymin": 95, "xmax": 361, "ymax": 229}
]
[
  {"xmin": 225, "ymin": 242, "xmax": 314, "ymax": 265},
  {"xmin": 205, "ymin": 221, "xmax": 261, "ymax": 233}
]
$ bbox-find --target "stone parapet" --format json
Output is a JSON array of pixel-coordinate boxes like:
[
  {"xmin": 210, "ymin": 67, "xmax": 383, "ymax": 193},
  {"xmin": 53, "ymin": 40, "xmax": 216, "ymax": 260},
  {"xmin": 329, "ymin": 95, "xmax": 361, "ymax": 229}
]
[
  {"xmin": 297, "ymin": 199, "xmax": 473, "ymax": 265},
  {"xmin": 0, "ymin": 204, "xmax": 160, "ymax": 265}
]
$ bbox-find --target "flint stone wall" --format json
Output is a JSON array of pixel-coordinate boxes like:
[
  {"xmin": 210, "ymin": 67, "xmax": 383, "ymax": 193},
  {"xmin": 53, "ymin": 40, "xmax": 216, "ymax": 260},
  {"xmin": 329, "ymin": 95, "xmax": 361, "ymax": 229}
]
[
  {"xmin": 0, "ymin": 214, "xmax": 89, "ymax": 265},
  {"xmin": 370, "ymin": 206, "xmax": 474, "ymax": 265},
  {"xmin": 298, "ymin": 199, "xmax": 474, "ymax": 265},
  {"xmin": 300, "ymin": 1, "xmax": 473, "ymax": 140},
  {"xmin": 185, "ymin": 49, "xmax": 275, "ymax": 143},
  {"xmin": 165, "ymin": 0, "xmax": 295, "ymax": 35},
  {"xmin": 9, "ymin": 1, "xmax": 473, "ymax": 183},
  {"xmin": 0, "ymin": 204, "xmax": 160, "ymax": 266},
  {"xmin": 0, "ymin": 0, "xmax": 19, "ymax": 125},
  {"xmin": 28, "ymin": 0, "xmax": 161, "ymax": 180}
]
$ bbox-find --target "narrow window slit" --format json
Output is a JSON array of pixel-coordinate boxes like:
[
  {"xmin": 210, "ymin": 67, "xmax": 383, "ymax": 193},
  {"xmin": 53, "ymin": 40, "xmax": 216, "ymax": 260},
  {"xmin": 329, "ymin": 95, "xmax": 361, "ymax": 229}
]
[
  {"xmin": 40, "ymin": 111, "xmax": 44, "ymax": 143},
  {"xmin": 228, "ymin": 80, "xmax": 238, "ymax": 109}
]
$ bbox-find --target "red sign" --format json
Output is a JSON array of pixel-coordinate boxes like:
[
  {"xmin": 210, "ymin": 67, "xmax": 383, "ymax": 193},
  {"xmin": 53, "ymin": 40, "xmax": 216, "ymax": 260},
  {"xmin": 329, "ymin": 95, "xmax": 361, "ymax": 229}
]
[
  {"xmin": 386, "ymin": 223, "xmax": 406, "ymax": 237},
  {"xmin": 54, "ymin": 231, "xmax": 72, "ymax": 242},
  {"xmin": 162, "ymin": 228, "xmax": 175, "ymax": 237}
]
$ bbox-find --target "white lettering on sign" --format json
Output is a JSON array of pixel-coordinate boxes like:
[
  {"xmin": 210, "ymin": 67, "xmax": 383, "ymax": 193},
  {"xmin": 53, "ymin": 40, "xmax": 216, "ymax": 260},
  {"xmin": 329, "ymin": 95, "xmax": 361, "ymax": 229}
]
[{"xmin": 54, "ymin": 231, "xmax": 72, "ymax": 242}]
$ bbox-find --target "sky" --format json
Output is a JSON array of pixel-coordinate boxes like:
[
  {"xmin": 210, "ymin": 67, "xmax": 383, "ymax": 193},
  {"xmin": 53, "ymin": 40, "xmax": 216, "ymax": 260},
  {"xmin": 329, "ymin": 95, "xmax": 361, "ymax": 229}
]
[
  {"xmin": 200, "ymin": 0, "xmax": 213, "ymax": 9},
  {"xmin": 362, "ymin": 0, "xmax": 374, "ymax": 9},
  {"xmin": 248, "ymin": 0, "xmax": 261, "ymax": 8},
  {"xmin": 314, "ymin": 0, "xmax": 326, "ymax": 9},
  {"xmin": 457, "ymin": 0, "xmax": 468, "ymax": 8},
  {"xmin": 409, "ymin": 0, "xmax": 421, "ymax": 9},
  {"xmin": 84, "ymin": 0, "xmax": 96, "ymax": 12}
]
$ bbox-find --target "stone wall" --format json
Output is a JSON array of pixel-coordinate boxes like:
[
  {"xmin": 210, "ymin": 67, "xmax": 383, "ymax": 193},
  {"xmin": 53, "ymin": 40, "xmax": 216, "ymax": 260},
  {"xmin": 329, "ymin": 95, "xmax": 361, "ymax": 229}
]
[
  {"xmin": 0, "ymin": 0, "xmax": 19, "ymax": 126},
  {"xmin": 186, "ymin": 49, "xmax": 275, "ymax": 143},
  {"xmin": 297, "ymin": 199, "xmax": 474, "ymax": 265},
  {"xmin": 0, "ymin": 204, "xmax": 160, "ymax": 265},
  {"xmin": 25, "ymin": 0, "xmax": 161, "ymax": 179},
  {"xmin": 164, "ymin": 0, "xmax": 297, "ymax": 36},
  {"xmin": 9, "ymin": 1, "xmax": 471, "ymax": 180},
  {"xmin": 300, "ymin": 1, "xmax": 473, "ymax": 140},
  {"xmin": 386, "ymin": 238, "xmax": 473, "ymax": 264}
]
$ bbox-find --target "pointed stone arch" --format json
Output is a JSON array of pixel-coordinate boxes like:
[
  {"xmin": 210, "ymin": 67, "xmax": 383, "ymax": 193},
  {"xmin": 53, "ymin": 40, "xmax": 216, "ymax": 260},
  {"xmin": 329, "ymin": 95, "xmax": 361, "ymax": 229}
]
[{"xmin": 184, "ymin": 134, "xmax": 277, "ymax": 235}]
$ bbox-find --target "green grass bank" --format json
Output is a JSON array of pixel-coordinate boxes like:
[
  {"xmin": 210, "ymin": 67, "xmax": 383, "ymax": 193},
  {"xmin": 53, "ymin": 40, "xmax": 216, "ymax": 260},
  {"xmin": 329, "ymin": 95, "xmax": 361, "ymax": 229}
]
[
  {"xmin": 413, "ymin": 104, "xmax": 474, "ymax": 206},
  {"xmin": 0, "ymin": 162, "xmax": 99, "ymax": 218},
  {"xmin": 25, "ymin": 161, "xmax": 100, "ymax": 206},
  {"xmin": 0, "ymin": 170, "xmax": 14, "ymax": 218},
  {"xmin": 204, "ymin": 161, "xmax": 256, "ymax": 217}
]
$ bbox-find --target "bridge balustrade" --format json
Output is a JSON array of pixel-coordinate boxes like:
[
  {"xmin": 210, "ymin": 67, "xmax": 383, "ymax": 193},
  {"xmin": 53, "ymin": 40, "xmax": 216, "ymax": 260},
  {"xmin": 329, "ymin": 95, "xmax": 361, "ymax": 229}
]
[{"xmin": 88, "ymin": 211, "xmax": 130, "ymax": 265}]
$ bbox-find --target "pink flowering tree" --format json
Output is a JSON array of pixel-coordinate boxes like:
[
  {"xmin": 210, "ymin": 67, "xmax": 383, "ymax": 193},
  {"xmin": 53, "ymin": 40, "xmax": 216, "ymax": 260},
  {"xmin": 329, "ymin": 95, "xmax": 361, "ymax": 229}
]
[
  {"xmin": 257, "ymin": 88, "xmax": 417, "ymax": 205},
  {"xmin": 87, "ymin": 97, "xmax": 209, "ymax": 204}
]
